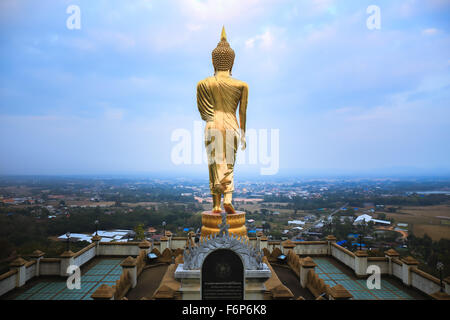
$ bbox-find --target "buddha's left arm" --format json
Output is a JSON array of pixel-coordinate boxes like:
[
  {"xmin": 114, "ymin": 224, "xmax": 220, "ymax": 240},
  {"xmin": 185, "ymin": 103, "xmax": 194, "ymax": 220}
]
[
  {"xmin": 197, "ymin": 80, "xmax": 214, "ymax": 122},
  {"xmin": 239, "ymin": 83, "xmax": 248, "ymax": 135}
]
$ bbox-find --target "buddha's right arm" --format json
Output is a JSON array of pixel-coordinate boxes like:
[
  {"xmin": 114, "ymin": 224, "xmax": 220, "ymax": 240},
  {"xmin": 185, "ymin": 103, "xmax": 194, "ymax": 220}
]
[{"xmin": 197, "ymin": 81, "xmax": 214, "ymax": 121}]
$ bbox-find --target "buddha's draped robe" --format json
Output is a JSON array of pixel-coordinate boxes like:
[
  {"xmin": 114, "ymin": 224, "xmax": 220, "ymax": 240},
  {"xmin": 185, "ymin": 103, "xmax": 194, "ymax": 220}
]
[{"xmin": 197, "ymin": 75, "xmax": 248, "ymax": 194}]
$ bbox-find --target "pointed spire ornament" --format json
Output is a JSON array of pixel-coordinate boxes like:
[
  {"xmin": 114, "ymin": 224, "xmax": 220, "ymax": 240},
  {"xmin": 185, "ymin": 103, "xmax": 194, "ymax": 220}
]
[{"xmin": 221, "ymin": 26, "xmax": 227, "ymax": 41}]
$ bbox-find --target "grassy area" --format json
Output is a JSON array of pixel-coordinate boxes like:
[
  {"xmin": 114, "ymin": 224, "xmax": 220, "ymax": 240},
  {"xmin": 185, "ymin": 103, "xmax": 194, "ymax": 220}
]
[
  {"xmin": 383, "ymin": 205, "xmax": 450, "ymax": 241},
  {"xmin": 412, "ymin": 224, "xmax": 450, "ymax": 241}
]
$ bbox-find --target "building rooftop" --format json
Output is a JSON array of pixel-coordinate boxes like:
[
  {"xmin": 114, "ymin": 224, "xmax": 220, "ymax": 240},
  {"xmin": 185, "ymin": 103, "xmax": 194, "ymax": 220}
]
[
  {"xmin": 4, "ymin": 258, "xmax": 123, "ymax": 300},
  {"xmin": 354, "ymin": 214, "xmax": 390, "ymax": 225},
  {"xmin": 312, "ymin": 257, "xmax": 426, "ymax": 300}
]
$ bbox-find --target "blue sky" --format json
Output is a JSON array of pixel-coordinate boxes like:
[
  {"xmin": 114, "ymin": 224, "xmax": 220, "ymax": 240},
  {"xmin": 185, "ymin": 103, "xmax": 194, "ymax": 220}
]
[{"xmin": 0, "ymin": 0, "xmax": 449, "ymax": 177}]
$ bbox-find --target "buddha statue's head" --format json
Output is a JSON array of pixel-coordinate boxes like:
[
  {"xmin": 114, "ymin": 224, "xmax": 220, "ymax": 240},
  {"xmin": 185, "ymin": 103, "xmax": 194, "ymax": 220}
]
[{"xmin": 212, "ymin": 26, "xmax": 235, "ymax": 74}]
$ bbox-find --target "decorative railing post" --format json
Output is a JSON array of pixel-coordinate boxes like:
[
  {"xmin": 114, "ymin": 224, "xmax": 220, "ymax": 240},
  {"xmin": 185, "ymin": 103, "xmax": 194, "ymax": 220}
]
[
  {"xmin": 165, "ymin": 231, "xmax": 173, "ymax": 250},
  {"xmin": 444, "ymin": 277, "xmax": 450, "ymax": 295},
  {"xmin": 325, "ymin": 235, "xmax": 336, "ymax": 256},
  {"xmin": 30, "ymin": 250, "xmax": 45, "ymax": 277},
  {"xmin": 260, "ymin": 235, "xmax": 268, "ymax": 251},
  {"xmin": 281, "ymin": 240, "xmax": 296, "ymax": 255},
  {"xmin": 256, "ymin": 231, "xmax": 263, "ymax": 250},
  {"xmin": 121, "ymin": 256, "xmax": 137, "ymax": 288},
  {"xmin": 300, "ymin": 257, "xmax": 317, "ymax": 288},
  {"xmin": 160, "ymin": 236, "xmax": 169, "ymax": 252},
  {"xmin": 91, "ymin": 234, "xmax": 102, "ymax": 256},
  {"xmin": 138, "ymin": 240, "xmax": 151, "ymax": 255},
  {"xmin": 9, "ymin": 257, "xmax": 27, "ymax": 287},
  {"xmin": 401, "ymin": 256, "xmax": 419, "ymax": 286},
  {"xmin": 354, "ymin": 250, "xmax": 368, "ymax": 278},
  {"xmin": 384, "ymin": 249, "xmax": 399, "ymax": 275},
  {"xmin": 60, "ymin": 250, "xmax": 75, "ymax": 277}
]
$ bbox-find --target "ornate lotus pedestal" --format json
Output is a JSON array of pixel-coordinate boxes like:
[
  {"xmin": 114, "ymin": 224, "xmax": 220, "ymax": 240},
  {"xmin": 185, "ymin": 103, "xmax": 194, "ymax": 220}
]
[{"xmin": 201, "ymin": 211, "xmax": 247, "ymax": 240}]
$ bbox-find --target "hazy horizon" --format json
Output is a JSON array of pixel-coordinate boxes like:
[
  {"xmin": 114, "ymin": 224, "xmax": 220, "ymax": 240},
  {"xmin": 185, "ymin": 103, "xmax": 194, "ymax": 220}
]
[{"xmin": 2, "ymin": 167, "xmax": 450, "ymax": 182}]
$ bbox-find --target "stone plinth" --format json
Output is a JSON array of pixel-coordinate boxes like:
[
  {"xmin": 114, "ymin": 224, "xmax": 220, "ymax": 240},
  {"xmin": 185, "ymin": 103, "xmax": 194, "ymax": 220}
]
[
  {"xmin": 329, "ymin": 284, "xmax": 353, "ymax": 300},
  {"xmin": 91, "ymin": 284, "xmax": 115, "ymax": 300},
  {"xmin": 174, "ymin": 266, "xmax": 202, "ymax": 300},
  {"xmin": 180, "ymin": 211, "xmax": 266, "ymax": 300},
  {"xmin": 201, "ymin": 211, "xmax": 247, "ymax": 239}
]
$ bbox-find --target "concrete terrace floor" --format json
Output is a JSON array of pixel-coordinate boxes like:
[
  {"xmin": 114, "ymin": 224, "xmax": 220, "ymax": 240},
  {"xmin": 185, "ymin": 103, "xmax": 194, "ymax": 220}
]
[
  {"xmin": 2, "ymin": 258, "xmax": 124, "ymax": 300},
  {"xmin": 129, "ymin": 263, "xmax": 315, "ymax": 300},
  {"xmin": 311, "ymin": 256, "xmax": 429, "ymax": 300},
  {"xmin": 126, "ymin": 264, "xmax": 168, "ymax": 300},
  {"xmin": 272, "ymin": 264, "xmax": 314, "ymax": 299}
]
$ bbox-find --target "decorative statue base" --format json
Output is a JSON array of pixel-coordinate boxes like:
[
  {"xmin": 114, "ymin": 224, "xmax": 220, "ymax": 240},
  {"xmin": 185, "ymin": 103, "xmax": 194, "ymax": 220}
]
[
  {"xmin": 201, "ymin": 210, "xmax": 247, "ymax": 240},
  {"xmin": 175, "ymin": 212, "xmax": 270, "ymax": 300}
]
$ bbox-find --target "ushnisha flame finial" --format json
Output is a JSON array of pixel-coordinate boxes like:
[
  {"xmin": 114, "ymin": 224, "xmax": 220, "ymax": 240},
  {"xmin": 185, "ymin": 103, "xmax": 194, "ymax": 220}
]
[{"xmin": 221, "ymin": 26, "xmax": 227, "ymax": 41}]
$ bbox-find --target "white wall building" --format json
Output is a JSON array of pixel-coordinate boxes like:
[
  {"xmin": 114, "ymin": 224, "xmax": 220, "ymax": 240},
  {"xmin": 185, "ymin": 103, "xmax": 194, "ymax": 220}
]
[{"xmin": 353, "ymin": 214, "xmax": 390, "ymax": 225}]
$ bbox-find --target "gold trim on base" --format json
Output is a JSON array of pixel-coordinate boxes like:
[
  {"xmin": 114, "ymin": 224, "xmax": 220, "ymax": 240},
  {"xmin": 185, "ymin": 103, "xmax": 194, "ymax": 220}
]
[{"xmin": 200, "ymin": 211, "xmax": 248, "ymax": 239}]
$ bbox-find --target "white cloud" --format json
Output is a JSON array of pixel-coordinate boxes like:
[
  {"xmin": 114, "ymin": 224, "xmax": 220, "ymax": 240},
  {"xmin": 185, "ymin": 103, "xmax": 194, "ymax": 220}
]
[
  {"xmin": 336, "ymin": 74, "xmax": 450, "ymax": 125},
  {"xmin": 104, "ymin": 108, "xmax": 125, "ymax": 121},
  {"xmin": 304, "ymin": 24, "xmax": 337, "ymax": 44},
  {"xmin": 310, "ymin": 0, "xmax": 337, "ymax": 14},
  {"xmin": 422, "ymin": 28, "xmax": 439, "ymax": 36},
  {"xmin": 186, "ymin": 23, "xmax": 203, "ymax": 32},
  {"xmin": 245, "ymin": 30, "xmax": 274, "ymax": 49},
  {"xmin": 389, "ymin": 0, "xmax": 450, "ymax": 18},
  {"xmin": 176, "ymin": 0, "xmax": 274, "ymax": 22},
  {"xmin": 397, "ymin": 0, "xmax": 418, "ymax": 17}
]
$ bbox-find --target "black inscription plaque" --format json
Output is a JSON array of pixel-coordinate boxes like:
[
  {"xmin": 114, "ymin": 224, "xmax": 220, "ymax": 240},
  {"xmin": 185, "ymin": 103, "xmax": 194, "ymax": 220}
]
[{"xmin": 201, "ymin": 249, "xmax": 244, "ymax": 300}]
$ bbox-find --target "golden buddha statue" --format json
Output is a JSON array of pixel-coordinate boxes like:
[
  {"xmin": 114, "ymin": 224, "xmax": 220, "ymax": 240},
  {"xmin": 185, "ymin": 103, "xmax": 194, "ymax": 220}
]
[{"xmin": 197, "ymin": 26, "xmax": 248, "ymax": 215}]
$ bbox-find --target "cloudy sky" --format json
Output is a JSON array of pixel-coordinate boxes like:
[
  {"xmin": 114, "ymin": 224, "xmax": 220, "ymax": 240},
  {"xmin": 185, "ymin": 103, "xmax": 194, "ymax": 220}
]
[{"xmin": 0, "ymin": 0, "xmax": 449, "ymax": 177}]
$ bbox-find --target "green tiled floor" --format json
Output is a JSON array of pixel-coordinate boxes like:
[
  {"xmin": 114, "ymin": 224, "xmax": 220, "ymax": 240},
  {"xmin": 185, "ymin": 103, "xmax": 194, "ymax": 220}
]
[
  {"xmin": 313, "ymin": 257, "xmax": 414, "ymax": 300},
  {"xmin": 14, "ymin": 259, "xmax": 123, "ymax": 300}
]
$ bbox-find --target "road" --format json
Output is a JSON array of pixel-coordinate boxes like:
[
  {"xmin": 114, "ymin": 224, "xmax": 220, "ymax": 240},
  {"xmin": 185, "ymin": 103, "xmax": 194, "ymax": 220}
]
[
  {"xmin": 292, "ymin": 203, "xmax": 349, "ymax": 240},
  {"xmin": 375, "ymin": 225, "xmax": 408, "ymax": 240}
]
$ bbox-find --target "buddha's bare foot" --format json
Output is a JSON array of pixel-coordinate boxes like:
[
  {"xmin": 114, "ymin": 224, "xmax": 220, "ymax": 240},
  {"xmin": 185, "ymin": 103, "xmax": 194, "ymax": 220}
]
[
  {"xmin": 223, "ymin": 203, "xmax": 236, "ymax": 214},
  {"xmin": 212, "ymin": 193, "xmax": 222, "ymax": 213}
]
